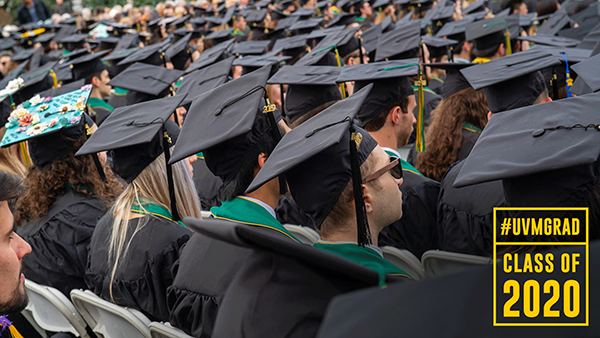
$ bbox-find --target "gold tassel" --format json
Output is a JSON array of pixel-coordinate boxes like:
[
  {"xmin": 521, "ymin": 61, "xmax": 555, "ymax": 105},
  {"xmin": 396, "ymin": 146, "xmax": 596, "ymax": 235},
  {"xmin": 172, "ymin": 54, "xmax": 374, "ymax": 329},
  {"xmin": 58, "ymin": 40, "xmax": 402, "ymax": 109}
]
[
  {"xmin": 20, "ymin": 142, "xmax": 31, "ymax": 168},
  {"xmin": 49, "ymin": 69, "xmax": 58, "ymax": 88},
  {"xmin": 415, "ymin": 69, "xmax": 426, "ymax": 152},
  {"xmin": 333, "ymin": 46, "xmax": 347, "ymax": 99},
  {"xmin": 8, "ymin": 325, "xmax": 24, "ymax": 338},
  {"xmin": 505, "ymin": 28, "xmax": 512, "ymax": 55}
]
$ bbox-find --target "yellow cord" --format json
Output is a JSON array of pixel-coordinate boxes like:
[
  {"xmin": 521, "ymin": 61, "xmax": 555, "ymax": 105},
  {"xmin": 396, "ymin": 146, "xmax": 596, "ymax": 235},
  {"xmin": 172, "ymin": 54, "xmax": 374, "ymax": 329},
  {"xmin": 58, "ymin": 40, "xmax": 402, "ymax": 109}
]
[
  {"xmin": 505, "ymin": 28, "xmax": 512, "ymax": 55},
  {"xmin": 333, "ymin": 46, "xmax": 347, "ymax": 99},
  {"xmin": 415, "ymin": 70, "xmax": 426, "ymax": 152}
]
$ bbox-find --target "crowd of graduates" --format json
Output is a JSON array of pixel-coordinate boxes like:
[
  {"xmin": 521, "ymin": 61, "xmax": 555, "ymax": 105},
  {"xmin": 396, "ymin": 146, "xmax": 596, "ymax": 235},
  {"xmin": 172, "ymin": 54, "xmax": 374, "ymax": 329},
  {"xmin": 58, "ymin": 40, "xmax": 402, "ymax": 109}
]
[{"xmin": 0, "ymin": 0, "xmax": 599, "ymax": 336}]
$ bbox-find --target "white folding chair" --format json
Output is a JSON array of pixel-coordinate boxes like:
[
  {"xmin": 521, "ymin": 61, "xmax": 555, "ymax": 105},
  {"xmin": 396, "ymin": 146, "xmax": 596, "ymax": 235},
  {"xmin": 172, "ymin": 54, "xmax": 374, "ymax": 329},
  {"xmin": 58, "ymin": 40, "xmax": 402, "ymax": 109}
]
[
  {"xmin": 70, "ymin": 289, "xmax": 152, "ymax": 338},
  {"xmin": 381, "ymin": 246, "xmax": 427, "ymax": 280},
  {"xmin": 22, "ymin": 279, "xmax": 91, "ymax": 338},
  {"xmin": 421, "ymin": 250, "xmax": 492, "ymax": 278},
  {"xmin": 283, "ymin": 224, "xmax": 321, "ymax": 245},
  {"xmin": 149, "ymin": 322, "xmax": 193, "ymax": 338},
  {"xmin": 200, "ymin": 211, "xmax": 211, "ymax": 219}
]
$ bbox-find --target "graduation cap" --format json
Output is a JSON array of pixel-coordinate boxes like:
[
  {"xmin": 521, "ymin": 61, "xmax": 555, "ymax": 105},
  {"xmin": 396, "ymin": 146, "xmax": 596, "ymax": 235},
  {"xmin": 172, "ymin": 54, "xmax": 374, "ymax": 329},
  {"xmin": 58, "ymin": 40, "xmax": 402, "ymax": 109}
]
[
  {"xmin": 0, "ymin": 38, "xmax": 17, "ymax": 51},
  {"xmin": 176, "ymin": 56, "xmax": 233, "ymax": 105},
  {"xmin": 234, "ymin": 53, "xmax": 290, "ymax": 76},
  {"xmin": 90, "ymin": 36, "xmax": 120, "ymax": 50},
  {"xmin": 517, "ymin": 34, "xmax": 581, "ymax": 48},
  {"xmin": 429, "ymin": 3, "xmax": 456, "ymax": 35},
  {"xmin": 76, "ymin": 95, "xmax": 185, "ymax": 219},
  {"xmin": 246, "ymin": 84, "xmax": 378, "ymax": 246},
  {"xmin": 244, "ymin": 9, "xmax": 268, "ymax": 24},
  {"xmin": 306, "ymin": 25, "xmax": 345, "ymax": 40},
  {"xmin": 421, "ymin": 35, "xmax": 457, "ymax": 59},
  {"xmin": 169, "ymin": 65, "xmax": 283, "ymax": 193},
  {"xmin": 453, "ymin": 92, "xmax": 600, "ymax": 213},
  {"xmin": 462, "ymin": 0, "xmax": 486, "ymax": 14},
  {"xmin": 37, "ymin": 78, "xmax": 85, "ymax": 98},
  {"xmin": 205, "ymin": 28, "xmax": 236, "ymax": 44},
  {"xmin": 185, "ymin": 39, "xmax": 234, "ymax": 74},
  {"xmin": 288, "ymin": 18, "xmax": 324, "ymax": 34},
  {"xmin": 69, "ymin": 50, "xmax": 111, "ymax": 81},
  {"xmin": 426, "ymin": 62, "xmax": 474, "ymax": 99},
  {"xmin": 327, "ymin": 12, "xmax": 359, "ymax": 27},
  {"xmin": 571, "ymin": 52, "xmax": 600, "ymax": 93},
  {"xmin": 290, "ymin": 7, "xmax": 316, "ymax": 18},
  {"xmin": 268, "ymin": 65, "xmax": 342, "ymax": 123},
  {"xmin": 11, "ymin": 47, "xmax": 40, "ymax": 63},
  {"xmin": 1, "ymin": 86, "xmax": 93, "ymax": 168},
  {"xmin": 296, "ymin": 27, "xmax": 359, "ymax": 66},
  {"xmin": 537, "ymin": 8, "xmax": 573, "ymax": 36},
  {"xmin": 168, "ymin": 15, "xmax": 192, "ymax": 30},
  {"xmin": 107, "ymin": 62, "xmax": 183, "ymax": 100},
  {"xmin": 232, "ymin": 40, "xmax": 271, "ymax": 55},
  {"xmin": 465, "ymin": 16, "xmax": 518, "ymax": 55},
  {"xmin": 461, "ymin": 48, "xmax": 560, "ymax": 113},
  {"xmin": 577, "ymin": 21, "xmax": 600, "ymax": 50},
  {"xmin": 375, "ymin": 20, "xmax": 421, "ymax": 61},
  {"xmin": 337, "ymin": 59, "xmax": 418, "ymax": 127},
  {"xmin": 116, "ymin": 41, "xmax": 167, "ymax": 66},
  {"xmin": 166, "ymin": 32, "xmax": 193, "ymax": 70},
  {"xmin": 60, "ymin": 34, "xmax": 89, "ymax": 51},
  {"xmin": 88, "ymin": 23, "xmax": 111, "ymax": 39},
  {"xmin": 34, "ymin": 33, "xmax": 56, "ymax": 46},
  {"xmin": 272, "ymin": 34, "xmax": 309, "ymax": 55},
  {"xmin": 275, "ymin": 16, "xmax": 300, "ymax": 30}
]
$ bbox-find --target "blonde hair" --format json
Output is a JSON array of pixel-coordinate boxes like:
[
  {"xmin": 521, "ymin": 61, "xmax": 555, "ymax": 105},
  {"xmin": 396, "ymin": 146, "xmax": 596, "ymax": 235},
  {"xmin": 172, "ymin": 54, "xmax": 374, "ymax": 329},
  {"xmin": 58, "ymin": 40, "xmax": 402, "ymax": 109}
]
[
  {"xmin": 0, "ymin": 128, "xmax": 27, "ymax": 178},
  {"xmin": 107, "ymin": 151, "xmax": 200, "ymax": 300}
]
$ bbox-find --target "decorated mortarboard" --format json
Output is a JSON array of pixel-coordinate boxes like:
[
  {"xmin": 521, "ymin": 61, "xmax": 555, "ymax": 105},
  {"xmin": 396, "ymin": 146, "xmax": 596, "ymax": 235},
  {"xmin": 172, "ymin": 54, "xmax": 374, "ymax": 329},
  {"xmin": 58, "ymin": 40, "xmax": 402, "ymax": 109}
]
[
  {"xmin": 1, "ymin": 85, "xmax": 92, "ymax": 166},
  {"xmin": 166, "ymin": 32, "xmax": 193, "ymax": 70},
  {"xmin": 11, "ymin": 47, "xmax": 40, "ymax": 63},
  {"xmin": 246, "ymin": 84, "xmax": 379, "ymax": 247},
  {"xmin": 537, "ymin": 8, "xmax": 573, "ymax": 36},
  {"xmin": 88, "ymin": 23, "xmax": 111, "ymax": 39},
  {"xmin": 462, "ymin": 0, "xmax": 486, "ymax": 14},
  {"xmin": 169, "ymin": 65, "xmax": 283, "ymax": 189},
  {"xmin": 426, "ymin": 62, "xmax": 474, "ymax": 99},
  {"xmin": 374, "ymin": 20, "xmax": 421, "ymax": 61},
  {"xmin": 69, "ymin": 50, "xmax": 111, "ymax": 81},
  {"xmin": 571, "ymin": 52, "xmax": 600, "ymax": 93},
  {"xmin": 337, "ymin": 59, "xmax": 418, "ymax": 127},
  {"xmin": 108, "ymin": 62, "xmax": 183, "ymax": 97},
  {"xmin": 37, "ymin": 78, "xmax": 85, "ymax": 98},
  {"xmin": 461, "ymin": 48, "xmax": 561, "ymax": 113},
  {"xmin": 517, "ymin": 34, "xmax": 581, "ymax": 48},
  {"xmin": 116, "ymin": 41, "xmax": 167, "ymax": 66},
  {"xmin": 232, "ymin": 40, "xmax": 271, "ymax": 55},
  {"xmin": 268, "ymin": 65, "xmax": 342, "ymax": 123},
  {"xmin": 453, "ymin": 92, "xmax": 600, "ymax": 213},
  {"xmin": 176, "ymin": 56, "xmax": 234, "ymax": 105},
  {"xmin": 185, "ymin": 39, "xmax": 234, "ymax": 74}
]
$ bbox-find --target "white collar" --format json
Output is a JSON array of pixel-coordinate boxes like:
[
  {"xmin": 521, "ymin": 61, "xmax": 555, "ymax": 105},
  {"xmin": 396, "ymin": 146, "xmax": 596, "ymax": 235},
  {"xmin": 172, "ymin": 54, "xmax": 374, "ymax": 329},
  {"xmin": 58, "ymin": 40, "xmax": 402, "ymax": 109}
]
[
  {"xmin": 238, "ymin": 196, "xmax": 277, "ymax": 219},
  {"xmin": 382, "ymin": 147, "xmax": 401, "ymax": 159},
  {"xmin": 316, "ymin": 240, "xmax": 384, "ymax": 257}
]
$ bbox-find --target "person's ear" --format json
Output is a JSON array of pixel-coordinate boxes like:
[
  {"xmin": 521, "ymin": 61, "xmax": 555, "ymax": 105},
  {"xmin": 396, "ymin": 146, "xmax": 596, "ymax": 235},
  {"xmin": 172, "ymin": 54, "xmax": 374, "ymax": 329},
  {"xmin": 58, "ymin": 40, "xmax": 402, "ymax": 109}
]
[
  {"xmin": 487, "ymin": 111, "xmax": 492, "ymax": 121},
  {"xmin": 91, "ymin": 76, "xmax": 99, "ymax": 87},
  {"xmin": 390, "ymin": 106, "xmax": 401, "ymax": 124},
  {"xmin": 257, "ymin": 152, "xmax": 268, "ymax": 169},
  {"xmin": 546, "ymin": 96, "xmax": 553, "ymax": 103},
  {"xmin": 347, "ymin": 57, "xmax": 355, "ymax": 66},
  {"xmin": 498, "ymin": 43, "xmax": 505, "ymax": 57},
  {"xmin": 362, "ymin": 184, "xmax": 373, "ymax": 214}
]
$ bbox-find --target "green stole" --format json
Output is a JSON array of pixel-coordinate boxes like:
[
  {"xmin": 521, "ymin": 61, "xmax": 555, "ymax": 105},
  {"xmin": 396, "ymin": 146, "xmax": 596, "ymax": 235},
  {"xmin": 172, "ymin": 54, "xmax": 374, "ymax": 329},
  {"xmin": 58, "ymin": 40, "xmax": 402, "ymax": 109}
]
[
  {"xmin": 87, "ymin": 97, "xmax": 114, "ymax": 112},
  {"xmin": 130, "ymin": 198, "xmax": 187, "ymax": 229},
  {"xmin": 313, "ymin": 242, "xmax": 412, "ymax": 285},
  {"xmin": 412, "ymin": 84, "xmax": 436, "ymax": 95},
  {"xmin": 113, "ymin": 87, "xmax": 128, "ymax": 96},
  {"xmin": 463, "ymin": 122, "xmax": 482, "ymax": 134},
  {"xmin": 383, "ymin": 149, "xmax": 422, "ymax": 176},
  {"xmin": 431, "ymin": 75, "xmax": 444, "ymax": 84},
  {"xmin": 210, "ymin": 196, "xmax": 301, "ymax": 243}
]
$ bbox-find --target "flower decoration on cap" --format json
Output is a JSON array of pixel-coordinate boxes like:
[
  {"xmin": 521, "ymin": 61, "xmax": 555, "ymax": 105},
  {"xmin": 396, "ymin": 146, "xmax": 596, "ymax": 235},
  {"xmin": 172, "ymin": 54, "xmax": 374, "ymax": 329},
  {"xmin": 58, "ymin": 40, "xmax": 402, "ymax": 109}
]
[
  {"xmin": 80, "ymin": 84, "xmax": 93, "ymax": 92},
  {"xmin": 58, "ymin": 104, "xmax": 74, "ymax": 114},
  {"xmin": 9, "ymin": 106, "xmax": 29, "ymax": 119},
  {"xmin": 43, "ymin": 96, "xmax": 52, "ymax": 103},
  {"xmin": 37, "ymin": 103, "xmax": 49, "ymax": 112},
  {"xmin": 74, "ymin": 96, "xmax": 86, "ymax": 111},
  {"xmin": 26, "ymin": 122, "xmax": 49, "ymax": 136},
  {"xmin": 28, "ymin": 94, "xmax": 45, "ymax": 106}
]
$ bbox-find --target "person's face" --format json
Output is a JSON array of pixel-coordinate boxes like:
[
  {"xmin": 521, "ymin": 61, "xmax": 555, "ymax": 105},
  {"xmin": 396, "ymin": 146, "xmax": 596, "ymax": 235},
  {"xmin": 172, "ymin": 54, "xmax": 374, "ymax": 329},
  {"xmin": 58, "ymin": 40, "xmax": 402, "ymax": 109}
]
[
  {"xmin": 0, "ymin": 56, "xmax": 11, "ymax": 75},
  {"xmin": 0, "ymin": 201, "xmax": 31, "ymax": 314},
  {"xmin": 364, "ymin": 146, "xmax": 404, "ymax": 229},
  {"xmin": 186, "ymin": 155, "xmax": 197, "ymax": 177},
  {"xmin": 164, "ymin": 7, "xmax": 174, "ymax": 16},
  {"xmin": 361, "ymin": 2, "xmax": 373, "ymax": 16},
  {"xmin": 398, "ymin": 94, "xmax": 416, "ymax": 146},
  {"xmin": 518, "ymin": 2, "xmax": 528, "ymax": 15},
  {"xmin": 56, "ymin": 0, "xmax": 63, "ymax": 5},
  {"xmin": 95, "ymin": 69, "xmax": 112, "ymax": 98},
  {"xmin": 236, "ymin": 16, "xmax": 247, "ymax": 30}
]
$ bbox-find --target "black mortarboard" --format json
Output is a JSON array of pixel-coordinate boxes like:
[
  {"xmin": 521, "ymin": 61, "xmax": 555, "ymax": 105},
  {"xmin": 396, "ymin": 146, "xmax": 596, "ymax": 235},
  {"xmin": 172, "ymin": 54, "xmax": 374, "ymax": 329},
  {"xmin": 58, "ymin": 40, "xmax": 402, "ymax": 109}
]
[
  {"xmin": 90, "ymin": 36, "xmax": 120, "ymax": 50},
  {"xmin": 288, "ymin": 18, "xmax": 324, "ymax": 34},
  {"xmin": 221, "ymin": 6, "xmax": 237, "ymax": 26},
  {"xmin": 114, "ymin": 33, "xmax": 140, "ymax": 52},
  {"xmin": 517, "ymin": 34, "xmax": 581, "ymax": 48},
  {"xmin": 102, "ymin": 47, "xmax": 139, "ymax": 62},
  {"xmin": 166, "ymin": 32, "xmax": 193, "ymax": 70},
  {"xmin": 461, "ymin": 49, "xmax": 560, "ymax": 113},
  {"xmin": 116, "ymin": 41, "xmax": 167, "ymax": 66},
  {"xmin": 176, "ymin": 56, "xmax": 233, "ymax": 105},
  {"xmin": 1, "ymin": 86, "xmax": 93, "ymax": 168},
  {"xmin": 465, "ymin": 16, "xmax": 516, "ymax": 53},
  {"xmin": 533, "ymin": 45, "xmax": 592, "ymax": 63},
  {"xmin": 577, "ymin": 22, "xmax": 600, "ymax": 50},
  {"xmin": 268, "ymin": 65, "xmax": 342, "ymax": 123},
  {"xmin": 69, "ymin": 50, "xmax": 111, "ymax": 81},
  {"xmin": 0, "ymin": 37, "xmax": 17, "ymax": 51},
  {"xmin": 34, "ymin": 33, "xmax": 56, "ymax": 46},
  {"xmin": 169, "ymin": 65, "xmax": 282, "ymax": 187},
  {"xmin": 306, "ymin": 25, "xmax": 344, "ymax": 40},
  {"xmin": 10, "ymin": 47, "xmax": 40, "ymax": 63},
  {"xmin": 537, "ymin": 8, "xmax": 573, "ymax": 36},
  {"xmin": 295, "ymin": 27, "xmax": 359, "ymax": 65},
  {"xmin": 337, "ymin": 59, "xmax": 418, "ymax": 126},
  {"xmin": 360, "ymin": 24, "xmax": 382, "ymax": 58},
  {"xmin": 290, "ymin": 7, "xmax": 315, "ymax": 18},
  {"xmin": 571, "ymin": 52, "xmax": 600, "ymax": 93},
  {"xmin": 375, "ymin": 21, "xmax": 421, "ymax": 61},
  {"xmin": 434, "ymin": 19, "xmax": 467, "ymax": 38},
  {"xmin": 37, "ymin": 78, "xmax": 85, "ymax": 98},
  {"xmin": 272, "ymin": 34, "xmax": 308, "ymax": 55},
  {"xmin": 429, "ymin": 3, "xmax": 456, "ymax": 35},
  {"xmin": 185, "ymin": 39, "xmax": 234, "ymax": 74},
  {"xmin": 60, "ymin": 34, "xmax": 89, "ymax": 51},
  {"xmin": 204, "ymin": 28, "xmax": 235, "ymax": 44},
  {"xmin": 232, "ymin": 40, "xmax": 271, "ymax": 55},
  {"xmin": 275, "ymin": 16, "xmax": 300, "ymax": 30},
  {"xmin": 244, "ymin": 9, "xmax": 268, "ymax": 24},
  {"xmin": 168, "ymin": 15, "xmax": 191, "ymax": 29},
  {"xmin": 77, "ymin": 95, "xmax": 184, "ymax": 183},
  {"xmin": 246, "ymin": 84, "xmax": 377, "ymax": 246},
  {"xmin": 453, "ymin": 92, "xmax": 600, "ymax": 213},
  {"xmin": 327, "ymin": 12, "xmax": 359, "ymax": 27},
  {"xmin": 234, "ymin": 54, "xmax": 290, "ymax": 76},
  {"xmin": 421, "ymin": 35, "xmax": 457, "ymax": 59},
  {"xmin": 107, "ymin": 62, "xmax": 183, "ymax": 97},
  {"xmin": 426, "ymin": 62, "xmax": 474, "ymax": 99},
  {"xmin": 558, "ymin": 17, "xmax": 600, "ymax": 42},
  {"xmin": 463, "ymin": 0, "xmax": 486, "ymax": 14}
]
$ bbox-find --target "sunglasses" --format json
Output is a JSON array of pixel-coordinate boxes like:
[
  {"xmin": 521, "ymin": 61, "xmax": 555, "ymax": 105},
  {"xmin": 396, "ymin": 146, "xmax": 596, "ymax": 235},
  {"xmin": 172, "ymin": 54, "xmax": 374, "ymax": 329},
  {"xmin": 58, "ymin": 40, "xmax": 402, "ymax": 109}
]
[{"xmin": 364, "ymin": 156, "xmax": 403, "ymax": 183}]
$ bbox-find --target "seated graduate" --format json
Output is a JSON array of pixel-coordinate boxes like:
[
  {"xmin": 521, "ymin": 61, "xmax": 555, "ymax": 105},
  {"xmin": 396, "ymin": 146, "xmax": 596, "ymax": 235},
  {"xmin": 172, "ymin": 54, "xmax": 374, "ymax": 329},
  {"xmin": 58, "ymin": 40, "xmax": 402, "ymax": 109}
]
[
  {"xmin": 79, "ymin": 95, "xmax": 200, "ymax": 322},
  {"xmin": 337, "ymin": 60, "xmax": 441, "ymax": 258},
  {"xmin": 437, "ymin": 49, "xmax": 557, "ymax": 256},
  {"xmin": 8, "ymin": 86, "xmax": 122, "ymax": 297},
  {"xmin": 166, "ymin": 65, "xmax": 301, "ymax": 337},
  {"xmin": 247, "ymin": 84, "xmax": 412, "ymax": 279}
]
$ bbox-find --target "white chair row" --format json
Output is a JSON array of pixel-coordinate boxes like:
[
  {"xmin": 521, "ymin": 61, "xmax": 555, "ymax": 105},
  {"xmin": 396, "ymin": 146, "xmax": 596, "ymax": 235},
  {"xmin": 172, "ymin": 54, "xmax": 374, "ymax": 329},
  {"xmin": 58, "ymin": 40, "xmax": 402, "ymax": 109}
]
[{"xmin": 22, "ymin": 279, "xmax": 192, "ymax": 338}]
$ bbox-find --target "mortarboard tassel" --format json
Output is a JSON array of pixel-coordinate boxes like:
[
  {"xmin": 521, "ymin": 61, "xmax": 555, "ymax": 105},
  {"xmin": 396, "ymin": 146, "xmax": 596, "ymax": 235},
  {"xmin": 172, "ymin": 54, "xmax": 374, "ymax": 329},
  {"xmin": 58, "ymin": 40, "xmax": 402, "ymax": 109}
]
[
  {"xmin": 19, "ymin": 142, "xmax": 30, "ymax": 168},
  {"xmin": 0, "ymin": 315, "xmax": 24, "ymax": 338},
  {"xmin": 357, "ymin": 35, "xmax": 364, "ymax": 65},
  {"xmin": 349, "ymin": 124, "xmax": 371, "ymax": 247},
  {"xmin": 551, "ymin": 68, "xmax": 559, "ymax": 100},
  {"xmin": 333, "ymin": 45, "xmax": 348, "ymax": 98},
  {"xmin": 560, "ymin": 52, "xmax": 573, "ymax": 98},
  {"xmin": 415, "ymin": 68, "xmax": 426, "ymax": 152},
  {"xmin": 504, "ymin": 28, "xmax": 512, "ymax": 55},
  {"xmin": 162, "ymin": 125, "xmax": 180, "ymax": 221},
  {"xmin": 264, "ymin": 98, "xmax": 288, "ymax": 195},
  {"xmin": 49, "ymin": 69, "xmax": 58, "ymax": 88}
]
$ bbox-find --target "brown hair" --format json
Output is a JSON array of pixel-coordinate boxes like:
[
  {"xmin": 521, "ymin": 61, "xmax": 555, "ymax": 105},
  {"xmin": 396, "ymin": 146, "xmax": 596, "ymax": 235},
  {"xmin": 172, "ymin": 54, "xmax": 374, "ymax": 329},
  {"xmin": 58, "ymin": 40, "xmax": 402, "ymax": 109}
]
[
  {"xmin": 13, "ymin": 137, "xmax": 124, "ymax": 224},
  {"xmin": 0, "ymin": 128, "xmax": 27, "ymax": 178},
  {"xmin": 416, "ymin": 87, "xmax": 488, "ymax": 181},
  {"xmin": 289, "ymin": 100, "xmax": 339, "ymax": 129},
  {"xmin": 363, "ymin": 97, "xmax": 410, "ymax": 132}
]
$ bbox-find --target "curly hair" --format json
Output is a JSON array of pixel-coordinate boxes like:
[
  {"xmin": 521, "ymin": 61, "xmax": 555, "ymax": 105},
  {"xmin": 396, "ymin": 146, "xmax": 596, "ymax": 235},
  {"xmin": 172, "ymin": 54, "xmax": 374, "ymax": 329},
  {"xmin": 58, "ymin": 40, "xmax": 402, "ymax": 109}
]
[
  {"xmin": 416, "ymin": 87, "xmax": 489, "ymax": 181},
  {"xmin": 13, "ymin": 136, "xmax": 124, "ymax": 224}
]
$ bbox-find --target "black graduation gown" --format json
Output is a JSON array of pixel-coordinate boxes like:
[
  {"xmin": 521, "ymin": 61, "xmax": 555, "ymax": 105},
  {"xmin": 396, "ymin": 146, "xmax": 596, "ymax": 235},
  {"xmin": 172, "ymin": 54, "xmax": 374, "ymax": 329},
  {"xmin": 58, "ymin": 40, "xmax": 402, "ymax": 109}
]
[
  {"xmin": 427, "ymin": 76, "xmax": 444, "ymax": 95},
  {"xmin": 407, "ymin": 89, "xmax": 442, "ymax": 166},
  {"xmin": 85, "ymin": 213, "xmax": 191, "ymax": 322},
  {"xmin": 437, "ymin": 160, "xmax": 506, "ymax": 256},
  {"xmin": 18, "ymin": 190, "xmax": 108, "ymax": 296},
  {"xmin": 192, "ymin": 156, "xmax": 222, "ymax": 210},
  {"xmin": 457, "ymin": 126, "xmax": 481, "ymax": 161},
  {"xmin": 275, "ymin": 195, "xmax": 317, "ymax": 230},
  {"xmin": 379, "ymin": 169, "xmax": 441, "ymax": 258},
  {"xmin": 107, "ymin": 90, "xmax": 128, "ymax": 110}
]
